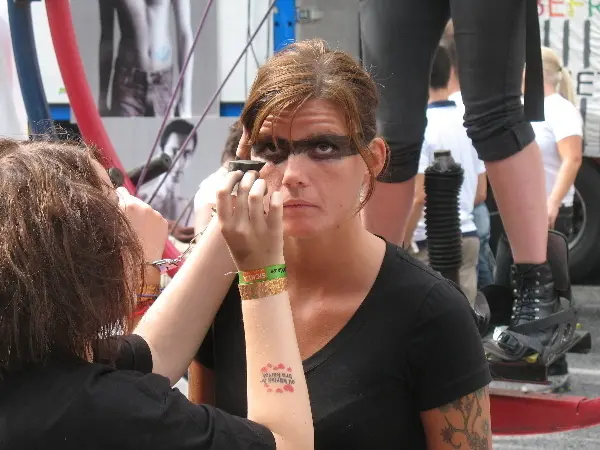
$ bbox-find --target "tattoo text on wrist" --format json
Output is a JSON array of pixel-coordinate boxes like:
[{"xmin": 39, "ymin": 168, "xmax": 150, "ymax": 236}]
[{"xmin": 260, "ymin": 363, "xmax": 296, "ymax": 393}]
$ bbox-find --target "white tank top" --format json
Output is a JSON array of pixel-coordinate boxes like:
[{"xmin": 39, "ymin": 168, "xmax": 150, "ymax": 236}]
[{"xmin": 531, "ymin": 94, "xmax": 583, "ymax": 207}]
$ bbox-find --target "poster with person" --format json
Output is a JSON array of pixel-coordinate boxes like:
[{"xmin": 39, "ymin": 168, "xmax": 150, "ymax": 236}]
[
  {"xmin": 70, "ymin": 0, "xmax": 273, "ymax": 229},
  {"xmin": 95, "ymin": 0, "xmax": 197, "ymax": 118},
  {"xmin": 136, "ymin": 118, "xmax": 198, "ymax": 225}
]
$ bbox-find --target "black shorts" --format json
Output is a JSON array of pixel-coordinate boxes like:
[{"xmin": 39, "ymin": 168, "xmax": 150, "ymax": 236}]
[{"xmin": 359, "ymin": 0, "xmax": 544, "ymax": 182}]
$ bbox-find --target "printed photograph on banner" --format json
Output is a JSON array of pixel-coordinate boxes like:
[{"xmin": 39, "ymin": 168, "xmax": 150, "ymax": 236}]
[
  {"xmin": 101, "ymin": 116, "xmax": 237, "ymax": 230},
  {"xmin": 72, "ymin": 0, "xmax": 218, "ymax": 119},
  {"xmin": 137, "ymin": 118, "xmax": 198, "ymax": 224},
  {"xmin": 98, "ymin": 0, "xmax": 193, "ymax": 118},
  {"xmin": 538, "ymin": 2, "xmax": 600, "ymax": 157}
]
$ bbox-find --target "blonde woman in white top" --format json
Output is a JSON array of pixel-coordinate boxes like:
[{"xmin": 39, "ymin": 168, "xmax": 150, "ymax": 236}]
[
  {"xmin": 530, "ymin": 47, "xmax": 583, "ymax": 236},
  {"xmin": 523, "ymin": 46, "xmax": 583, "ymax": 390}
]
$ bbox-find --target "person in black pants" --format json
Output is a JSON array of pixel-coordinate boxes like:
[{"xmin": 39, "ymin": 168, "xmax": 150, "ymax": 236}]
[{"xmin": 359, "ymin": 0, "xmax": 573, "ymax": 363}]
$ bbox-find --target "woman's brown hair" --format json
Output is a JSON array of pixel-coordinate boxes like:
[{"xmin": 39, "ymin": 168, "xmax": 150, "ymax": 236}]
[
  {"xmin": 240, "ymin": 38, "xmax": 387, "ymax": 206},
  {"xmin": 0, "ymin": 139, "xmax": 144, "ymax": 375}
]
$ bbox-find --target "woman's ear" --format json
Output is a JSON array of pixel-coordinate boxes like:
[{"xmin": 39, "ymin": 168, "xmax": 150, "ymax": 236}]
[{"xmin": 369, "ymin": 137, "xmax": 388, "ymax": 179}]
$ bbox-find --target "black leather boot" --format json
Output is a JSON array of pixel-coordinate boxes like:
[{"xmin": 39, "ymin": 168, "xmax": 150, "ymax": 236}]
[
  {"xmin": 506, "ymin": 262, "xmax": 558, "ymax": 349},
  {"xmin": 494, "ymin": 230, "xmax": 573, "ymax": 359}
]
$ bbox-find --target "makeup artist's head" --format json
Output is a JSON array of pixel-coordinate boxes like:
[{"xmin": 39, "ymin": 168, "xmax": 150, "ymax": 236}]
[
  {"xmin": 239, "ymin": 39, "xmax": 387, "ymax": 238},
  {"xmin": 0, "ymin": 139, "xmax": 144, "ymax": 375}
]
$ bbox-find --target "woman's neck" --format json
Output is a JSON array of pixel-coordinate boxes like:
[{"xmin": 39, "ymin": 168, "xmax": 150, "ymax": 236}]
[
  {"xmin": 283, "ymin": 216, "xmax": 386, "ymax": 297},
  {"xmin": 544, "ymin": 83, "xmax": 557, "ymax": 97}
]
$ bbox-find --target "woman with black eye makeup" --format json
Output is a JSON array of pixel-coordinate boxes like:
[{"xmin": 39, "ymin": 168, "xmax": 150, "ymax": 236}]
[{"xmin": 189, "ymin": 39, "xmax": 492, "ymax": 450}]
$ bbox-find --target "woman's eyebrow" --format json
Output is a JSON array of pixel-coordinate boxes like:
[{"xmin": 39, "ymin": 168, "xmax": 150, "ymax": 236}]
[{"xmin": 255, "ymin": 134, "xmax": 351, "ymax": 147}]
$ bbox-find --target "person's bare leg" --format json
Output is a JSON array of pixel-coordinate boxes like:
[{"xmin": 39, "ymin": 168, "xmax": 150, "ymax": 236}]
[
  {"xmin": 485, "ymin": 142, "xmax": 547, "ymax": 264},
  {"xmin": 361, "ymin": 179, "xmax": 415, "ymax": 245},
  {"xmin": 359, "ymin": 0, "xmax": 449, "ymax": 244}
]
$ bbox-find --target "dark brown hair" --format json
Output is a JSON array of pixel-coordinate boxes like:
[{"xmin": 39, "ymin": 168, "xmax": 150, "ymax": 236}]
[
  {"xmin": 240, "ymin": 38, "xmax": 386, "ymax": 206},
  {"xmin": 221, "ymin": 122, "xmax": 243, "ymax": 165},
  {"xmin": 430, "ymin": 46, "xmax": 451, "ymax": 90},
  {"xmin": 0, "ymin": 139, "xmax": 144, "ymax": 374}
]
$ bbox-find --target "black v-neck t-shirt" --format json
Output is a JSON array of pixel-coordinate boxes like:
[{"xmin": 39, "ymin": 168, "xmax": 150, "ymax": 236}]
[
  {"xmin": 0, "ymin": 336, "xmax": 276, "ymax": 450},
  {"xmin": 195, "ymin": 241, "xmax": 491, "ymax": 449}
]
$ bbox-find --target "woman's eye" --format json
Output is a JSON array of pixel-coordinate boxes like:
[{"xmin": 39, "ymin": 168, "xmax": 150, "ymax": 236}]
[
  {"xmin": 256, "ymin": 143, "xmax": 280, "ymax": 154},
  {"xmin": 314, "ymin": 143, "xmax": 336, "ymax": 154}
]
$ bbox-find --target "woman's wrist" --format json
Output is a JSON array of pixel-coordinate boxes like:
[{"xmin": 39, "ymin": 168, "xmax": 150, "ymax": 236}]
[
  {"xmin": 237, "ymin": 263, "xmax": 288, "ymax": 300},
  {"xmin": 548, "ymin": 195, "xmax": 562, "ymax": 209}
]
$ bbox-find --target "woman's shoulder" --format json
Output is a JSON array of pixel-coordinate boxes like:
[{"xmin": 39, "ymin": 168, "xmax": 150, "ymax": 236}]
[
  {"xmin": 379, "ymin": 242, "xmax": 457, "ymax": 292},
  {"xmin": 544, "ymin": 94, "xmax": 581, "ymax": 120},
  {"xmin": 376, "ymin": 242, "xmax": 475, "ymax": 321}
]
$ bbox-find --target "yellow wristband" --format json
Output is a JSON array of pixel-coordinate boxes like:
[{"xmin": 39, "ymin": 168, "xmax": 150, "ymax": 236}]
[{"xmin": 238, "ymin": 278, "xmax": 288, "ymax": 300}]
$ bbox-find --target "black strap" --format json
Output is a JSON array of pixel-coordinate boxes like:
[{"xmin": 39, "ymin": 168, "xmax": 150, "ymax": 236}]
[
  {"xmin": 524, "ymin": 0, "xmax": 545, "ymax": 121},
  {"xmin": 115, "ymin": 334, "xmax": 154, "ymax": 374},
  {"xmin": 94, "ymin": 334, "xmax": 154, "ymax": 375},
  {"xmin": 510, "ymin": 308, "xmax": 576, "ymax": 334}
]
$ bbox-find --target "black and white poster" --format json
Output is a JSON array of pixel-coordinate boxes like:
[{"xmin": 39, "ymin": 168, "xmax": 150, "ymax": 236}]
[
  {"xmin": 70, "ymin": 0, "xmax": 230, "ymax": 225},
  {"xmin": 538, "ymin": 0, "xmax": 600, "ymax": 156}
]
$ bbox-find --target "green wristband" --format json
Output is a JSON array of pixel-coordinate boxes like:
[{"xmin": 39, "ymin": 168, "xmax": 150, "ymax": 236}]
[{"xmin": 239, "ymin": 264, "xmax": 287, "ymax": 285}]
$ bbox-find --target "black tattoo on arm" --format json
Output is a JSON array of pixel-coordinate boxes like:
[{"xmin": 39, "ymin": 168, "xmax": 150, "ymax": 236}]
[{"xmin": 438, "ymin": 387, "xmax": 491, "ymax": 449}]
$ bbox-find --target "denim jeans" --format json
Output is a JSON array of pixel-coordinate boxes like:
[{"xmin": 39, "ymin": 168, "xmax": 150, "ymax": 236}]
[
  {"xmin": 111, "ymin": 58, "xmax": 173, "ymax": 117},
  {"xmin": 472, "ymin": 203, "xmax": 496, "ymax": 288}
]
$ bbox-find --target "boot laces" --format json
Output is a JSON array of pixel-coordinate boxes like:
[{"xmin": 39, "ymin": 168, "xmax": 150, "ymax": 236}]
[{"xmin": 511, "ymin": 271, "xmax": 541, "ymax": 323}]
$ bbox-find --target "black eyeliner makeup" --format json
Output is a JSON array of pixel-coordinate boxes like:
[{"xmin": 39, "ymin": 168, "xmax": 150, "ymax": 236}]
[{"xmin": 252, "ymin": 134, "xmax": 359, "ymax": 163}]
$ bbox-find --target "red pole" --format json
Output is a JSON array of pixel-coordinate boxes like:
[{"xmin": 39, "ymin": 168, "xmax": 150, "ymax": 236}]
[{"xmin": 45, "ymin": 0, "xmax": 181, "ymax": 271}]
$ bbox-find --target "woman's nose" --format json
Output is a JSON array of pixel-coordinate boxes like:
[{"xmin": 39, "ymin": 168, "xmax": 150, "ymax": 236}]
[{"xmin": 281, "ymin": 153, "xmax": 311, "ymax": 188}]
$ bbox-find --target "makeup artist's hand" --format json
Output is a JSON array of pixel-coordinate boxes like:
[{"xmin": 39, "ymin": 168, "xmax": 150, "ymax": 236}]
[{"xmin": 216, "ymin": 170, "xmax": 283, "ymax": 272}]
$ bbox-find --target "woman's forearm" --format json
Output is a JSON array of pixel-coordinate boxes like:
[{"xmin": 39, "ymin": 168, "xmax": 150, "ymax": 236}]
[
  {"xmin": 242, "ymin": 291, "xmax": 314, "ymax": 450},
  {"xmin": 549, "ymin": 158, "xmax": 582, "ymax": 207},
  {"xmin": 133, "ymin": 217, "xmax": 235, "ymax": 385}
]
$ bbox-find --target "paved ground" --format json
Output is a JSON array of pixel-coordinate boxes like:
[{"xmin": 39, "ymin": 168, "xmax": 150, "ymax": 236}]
[
  {"xmin": 493, "ymin": 285, "xmax": 600, "ymax": 449},
  {"xmin": 174, "ymin": 285, "xmax": 600, "ymax": 448}
]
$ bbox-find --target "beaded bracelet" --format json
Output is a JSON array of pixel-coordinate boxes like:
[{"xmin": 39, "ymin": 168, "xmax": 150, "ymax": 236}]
[
  {"xmin": 238, "ymin": 277, "xmax": 288, "ymax": 300},
  {"xmin": 138, "ymin": 284, "xmax": 161, "ymax": 296}
]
